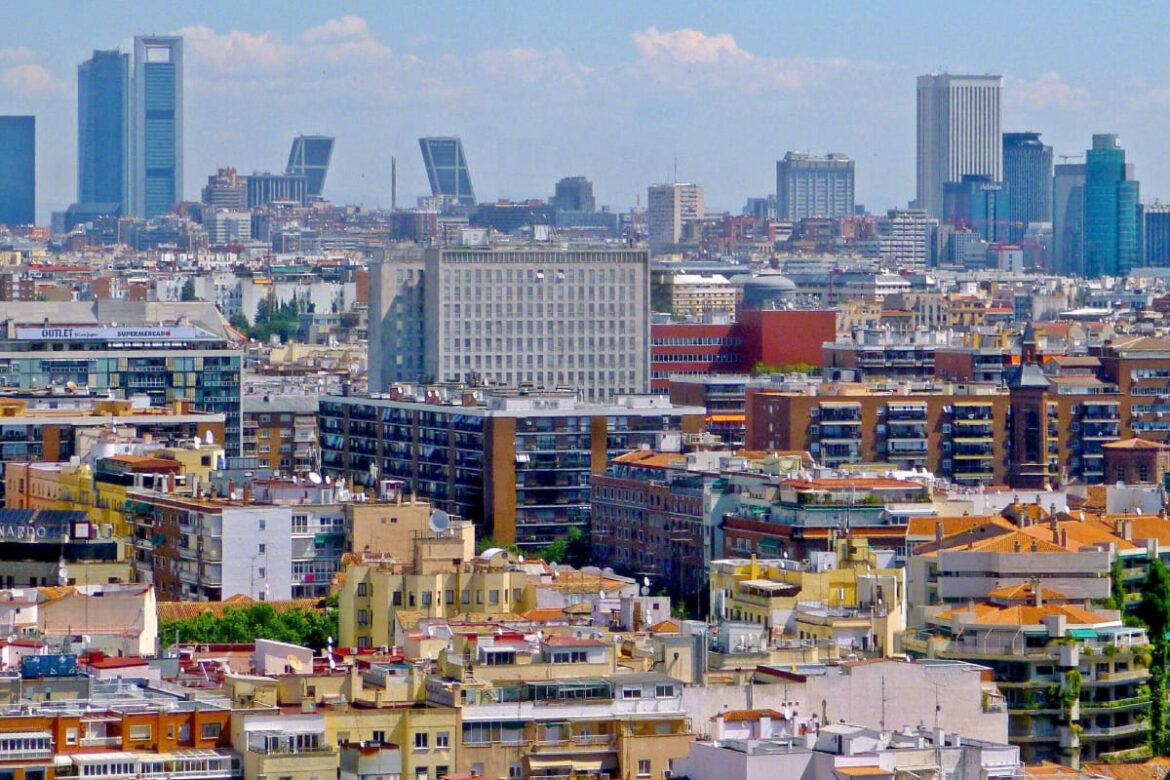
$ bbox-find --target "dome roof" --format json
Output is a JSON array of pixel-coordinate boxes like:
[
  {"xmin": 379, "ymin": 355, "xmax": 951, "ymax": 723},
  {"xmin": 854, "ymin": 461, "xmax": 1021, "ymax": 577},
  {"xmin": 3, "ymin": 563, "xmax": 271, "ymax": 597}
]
[{"xmin": 744, "ymin": 270, "xmax": 796, "ymax": 292}]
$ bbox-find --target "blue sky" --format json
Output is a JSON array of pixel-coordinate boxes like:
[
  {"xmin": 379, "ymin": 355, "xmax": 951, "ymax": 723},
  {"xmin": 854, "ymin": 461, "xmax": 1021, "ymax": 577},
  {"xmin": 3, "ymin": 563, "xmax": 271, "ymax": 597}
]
[{"xmin": 5, "ymin": 1, "xmax": 1170, "ymax": 221}]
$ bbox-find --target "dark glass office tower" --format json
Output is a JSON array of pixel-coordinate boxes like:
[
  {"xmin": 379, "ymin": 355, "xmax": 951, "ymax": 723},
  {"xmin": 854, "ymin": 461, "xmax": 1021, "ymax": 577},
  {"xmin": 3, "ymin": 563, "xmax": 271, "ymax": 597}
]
[
  {"xmin": 1002, "ymin": 131, "xmax": 1053, "ymax": 242},
  {"xmin": 419, "ymin": 136, "xmax": 475, "ymax": 206},
  {"xmin": 78, "ymin": 49, "xmax": 129, "ymax": 209},
  {"xmin": 285, "ymin": 135, "xmax": 334, "ymax": 199},
  {"xmin": 133, "ymin": 36, "xmax": 183, "ymax": 218},
  {"xmin": 0, "ymin": 116, "xmax": 35, "ymax": 227}
]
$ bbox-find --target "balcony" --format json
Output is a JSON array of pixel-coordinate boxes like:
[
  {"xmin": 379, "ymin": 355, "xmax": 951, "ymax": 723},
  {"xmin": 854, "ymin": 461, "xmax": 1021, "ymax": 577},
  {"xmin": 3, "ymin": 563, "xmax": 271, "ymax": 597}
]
[{"xmin": 80, "ymin": 735, "xmax": 122, "ymax": 747}]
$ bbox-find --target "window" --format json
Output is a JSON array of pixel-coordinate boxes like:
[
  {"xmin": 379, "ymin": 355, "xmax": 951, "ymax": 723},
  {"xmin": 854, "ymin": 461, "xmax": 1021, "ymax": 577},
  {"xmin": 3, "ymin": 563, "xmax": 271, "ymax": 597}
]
[
  {"xmin": 435, "ymin": 732, "xmax": 449, "ymax": 749},
  {"xmin": 357, "ymin": 610, "xmax": 369, "ymax": 626},
  {"xmin": 393, "ymin": 591, "xmax": 403, "ymax": 606},
  {"xmin": 622, "ymin": 687, "xmax": 642, "ymax": 699},
  {"xmin": 489, "ymin": 589, "xmax": 499, "ymax": 605},
  {"xmin": 461, "ymin": 590, "xmax": 470, "ymax": 605},
  {"xmin": 414, "ymin": 732, "xmax": 428, "ymax": 750},
  {"xmin": 259, "ymin": 520, "xmax": 266, "ymax": 531},
  {"xmin": 446, "ymin": 589, "xmax": 454, "ymax": 605},
  {"xmin": 357, "ymin": 582, "xmax": 368, "ymax": 597},
  {"xmin": 637, "ymin": 759, "xmax": 651, "ymax": 777},
  {"xmin": 258, "ymin": 543, "xmax": 266, "ymax": 554},
  {"xmin": 201, "ymin": 722, "xmax": 222, "ymax": 740},
  {"xmin": 129, "ymin": 725, "xmax": 152, "ymax": 741},
  {"xmin": 65, "ymin": 728, "xmax": 77, "ymax": 746},
  {"xmin": 435, "ymin": 768, "xmax": 448, "ymax": 780},
  {"xmin": 372, "ymin": 730, "xmax": 386, "ymax": 744},
  {"xmin": 471, "ymin": 765, "xmax": 484, "ymax": 778},
  {"xmin": 655, "ymin": 684, "xmax": 675, "ymax": 697}
]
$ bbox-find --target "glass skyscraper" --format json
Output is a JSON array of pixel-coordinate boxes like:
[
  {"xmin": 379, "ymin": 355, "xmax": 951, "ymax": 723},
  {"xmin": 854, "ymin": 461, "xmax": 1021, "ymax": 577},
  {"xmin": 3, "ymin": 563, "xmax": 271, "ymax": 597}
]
[
  {"xmin": 916, "ymin": 74, "xmax": 1003, "ymax": 219},
  {"xmin": 78, "ymin": 49, "xmax": 129, "ymax": 210},
  {"xmin": 419, "ymin": 136, "xmax": 475, "ymax": 206},
  {"xmin": 1084, "ymin": 134, "xmax": 1139, "ymax": 278},
  {"xmin": 0, "ymin": 116, "xmax": 35, "ymax": 227},
  {"xmin": 1002, "ymin": 131, "xmax": 1053, "ymax": 243},
  {"xmin": 132, "ymin": 36, "xmax": 183, "ymax": 219},
  {"xmin": 285, "ymin": 135, "xmax": 334, "ymax": 199}
]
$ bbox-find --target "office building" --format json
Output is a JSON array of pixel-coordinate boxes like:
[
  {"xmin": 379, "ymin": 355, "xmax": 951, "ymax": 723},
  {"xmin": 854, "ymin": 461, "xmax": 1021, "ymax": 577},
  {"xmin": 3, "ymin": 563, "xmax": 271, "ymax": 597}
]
[
  {"xmin": 419, "ymin": 136, "xmax": 475, "ymax": 206},
  {"xmin": 0, "ymin": 301, "xmax": 242, "ymax": 454},
  {"xmin": 1141, "ymin": 203, "xmax": 1170, "ymax": 267},
  {"xmin": 775, "ymin": 152, "xmax": 855, "ymax": 220},
  {"xmin": 1053, "ymin": 163, "xmax": 1086, "ymax": 276},
  {"xmin": 246, "ymin": 171, "xmax": 307, "ymax": 207},
  {"xmin": 550, "ymin": 175, "xmax": 595, "ymax": 212},
  {"xmin": 1002, "ymin": 131, "xmax": 1052, "ymax": 242},
  {"xmin": 874, "ymin": 209, "xmax": 939, "ymax": 269},
  {"xmin": 1084, "ymin": 133, "xmax": 1140, "ymax": 278},
  {"xmin": 132, "ymin": 35, "xmax": 183, "ymax": 218},
  {"xmin": 0, "ymin": 116, "xmax": 35, "ymax": 227},
  {"xmin": 942, "ymin": 174, "xmax": 1010, "ymax": 242},
  {"xmin": 200, "ymin": 167, "xmax": 247, "ymax": 209},
  {"xmin": 916, "ymin": 73, "xmax": 1003, "ymax": 218},
  {"xmin": 77, "ymin": 50, "xmax": 130, "ymax": 210},
  {"xmin": 319, "ymin": 388, "xmax": 705, "ymax": 547},
  {"xmin": 369, "ymin": 244, "xmax": 651, "ymax": 400},
  {"xmin": 285, "ymin": 134, "xmax": 334, "ymax": 199},
  {"xmin": 242, "ymin": 394, "xmax": 319, "ymax": 473},
  {"xmin": 647, "ymin": 182, "xmax": 704, "ymax": 251}
]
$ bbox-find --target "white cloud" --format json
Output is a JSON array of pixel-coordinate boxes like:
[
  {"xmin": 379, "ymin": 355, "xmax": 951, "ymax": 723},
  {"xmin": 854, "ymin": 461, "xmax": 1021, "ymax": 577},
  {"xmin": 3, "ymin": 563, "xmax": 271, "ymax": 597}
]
[
  {"xmin": 1, "ymin": 64, "xmax": 65, "ymax": 96},
  {"xmin": 630, "ymin": 26, "xmax": 854, "ymax": 92},
  {"xmin": 0, "ymin": 47, "xmax": 39, "ymax": 66},
  {"xmin": 1007, "ymin": 72, "xmax": 1087, "ymax": 110},
  {"xmin": 176, "ymin": 24, "xmax": 293, "ymax": 74},
  {"xmin": 303, "ymin": 15, "xmax": 372, "ymax": 43},
  {"xmin": 476, "ymin": 48, "xmax": 592, "ymax": 89}
]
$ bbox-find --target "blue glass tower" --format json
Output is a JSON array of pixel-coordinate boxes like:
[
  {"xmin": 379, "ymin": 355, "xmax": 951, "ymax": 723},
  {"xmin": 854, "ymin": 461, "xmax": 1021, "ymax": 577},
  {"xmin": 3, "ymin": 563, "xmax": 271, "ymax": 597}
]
[
  {"xmin": 1084, "ymin": 134, "xmax": 1139, "ymax": 278},
  {"xmin": 419, "ymin": 136, "xmax": 475, "ymax": 206},
  {"xmin": 0, "ymin": 116, "xmax": 35, "ymax": 227},
  {"xmin": 285, "ymin": 135, "xmax": 334, "ymax": 199},
  {"xmin": 78, "ymin": 49, "xmax": 129, "ymax": 210},
  {"xmin": 132, "ymin": 36, "xmax": 183, "ymax": 218},
  {"xmin": 942, "ymin": 174, "xmax": 1010, "ymax": 242}
]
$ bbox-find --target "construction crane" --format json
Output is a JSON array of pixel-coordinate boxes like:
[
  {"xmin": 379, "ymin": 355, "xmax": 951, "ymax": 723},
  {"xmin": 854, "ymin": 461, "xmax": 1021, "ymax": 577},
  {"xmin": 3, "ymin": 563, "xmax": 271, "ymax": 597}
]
[{"xmin": 1058, "ymin": 154, "xmax": 1084, "ymax": 163}]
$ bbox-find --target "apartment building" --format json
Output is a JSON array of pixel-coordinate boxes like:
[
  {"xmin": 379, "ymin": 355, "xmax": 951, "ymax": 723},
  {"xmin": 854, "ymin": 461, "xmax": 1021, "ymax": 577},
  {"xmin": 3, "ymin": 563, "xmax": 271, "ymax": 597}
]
[
  {"xmin": 320, "ymin": 387, "xmax": 704, "ymax": 547},
  {"xmin": 904, "ymin": 595, "xmax": 1149, "ymax": 765},
  {"xmin": 241, "ymin": 395, "xmax": 318, "ymax": 473}
]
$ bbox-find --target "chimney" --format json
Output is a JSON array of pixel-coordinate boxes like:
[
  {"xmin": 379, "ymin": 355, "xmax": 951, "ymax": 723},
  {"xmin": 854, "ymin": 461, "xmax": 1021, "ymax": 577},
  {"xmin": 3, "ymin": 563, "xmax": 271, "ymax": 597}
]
[
  {"xmin": 1031, "ymin": 539, "xmax": 1038, "ymax": 552},
  {"xmin": 1051, "ymin": 519, "xmax": 1059, "ymax": 545},
  {"xmin": 1014, "ymin": 540, "xmax": 1021, "ymax": 553},
  {"xmin": 935, "ymin": 520, "xmax": 943, "ymax": 545},
  {"xmin": 1060, "ymin": 528, "xmax": 1068, "ymax": 548},
  {"xmin": 1034, "ymin": 579, "xmax": 1043, "ymax": 609}
]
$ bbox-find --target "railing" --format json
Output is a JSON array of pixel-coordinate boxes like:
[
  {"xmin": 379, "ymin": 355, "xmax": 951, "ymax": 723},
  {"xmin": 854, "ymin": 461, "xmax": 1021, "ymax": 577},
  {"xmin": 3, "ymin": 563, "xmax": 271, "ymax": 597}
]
[{"xmin": 80, "ymin": 735, "xmax": 122, "ymax": 747}]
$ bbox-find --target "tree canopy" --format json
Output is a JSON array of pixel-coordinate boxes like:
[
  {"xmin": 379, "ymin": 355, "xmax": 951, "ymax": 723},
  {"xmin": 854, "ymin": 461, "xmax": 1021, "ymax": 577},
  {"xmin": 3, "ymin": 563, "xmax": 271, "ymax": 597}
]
[{"xmin": 159, "ymin": 602, "xmax": 337, "ymax": 651}]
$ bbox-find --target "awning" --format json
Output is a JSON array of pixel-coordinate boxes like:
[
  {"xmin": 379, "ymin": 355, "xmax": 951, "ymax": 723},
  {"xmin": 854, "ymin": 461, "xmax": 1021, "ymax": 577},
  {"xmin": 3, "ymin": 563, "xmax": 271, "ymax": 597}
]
[
  {"xmin": 707, "ymin": 414, "xmax": 745, "ymax": 423},
  {"xmin": 527, "ymin": 757, "xmax": 572, "ymax": 771},
  {"xmin": 1068, "ymin": 629, "xmax": 1098, "ymax": 639},
  {"xmin": 573, "ymin": 759, "xmax": 606, "ymax": 772}
]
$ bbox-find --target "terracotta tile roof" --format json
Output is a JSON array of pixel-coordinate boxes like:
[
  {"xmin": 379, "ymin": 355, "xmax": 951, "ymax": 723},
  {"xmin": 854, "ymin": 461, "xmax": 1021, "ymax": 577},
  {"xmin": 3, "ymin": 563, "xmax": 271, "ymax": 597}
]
[
  {"xmin": 1018, "ymin": 519, "xmax": 1139, "ymax": 551},
  {"xmin": 713, "ymin": 708, "xmax": 787, "ymax": 722},
  {"xmin": 519, "ymin": 607, "xmax": 567, "ymax": 622},
  {"xmin": 1080, "ymin": 759, "xmax": 1170, "ymax": 780},
  {"xmin": 1102, "ymin": 437, "xmax": 1170, "ymax": 450},
  {"xmin": 964, "ymin": 530, "xmax": 1069, "ymax": 554},
  {"xmin": 1020, "ymin": 761, "xmax": 1083, "ymax": 777},
  {"xmin": 936, "ymin": 602, "xmax": 1110, "ymax": 627},
  {"xmin": 987, "ymin": 582, "xmax": 1068, "ymax": 601},
  {"xmin": 157, "ymin": 597, "xmax": 322, "ymax": 622},
  {"xmin": 647, "ymin": 618, "xmax": 681, "ymax": 633},
  {"xmin": 906, "ymin": 515, "xmax": 1004, "ymax": 538},
  {"xmin": 833, "ymin": 768, "xmax": 892, "ymax": 778}
]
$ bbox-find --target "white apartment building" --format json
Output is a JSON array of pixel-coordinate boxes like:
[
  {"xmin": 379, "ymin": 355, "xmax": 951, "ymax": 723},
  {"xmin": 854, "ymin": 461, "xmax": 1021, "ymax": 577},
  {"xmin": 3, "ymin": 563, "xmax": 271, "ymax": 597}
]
[{"xmin": 647, "ymin": 182, "xmax": 704, "ymax": 251}]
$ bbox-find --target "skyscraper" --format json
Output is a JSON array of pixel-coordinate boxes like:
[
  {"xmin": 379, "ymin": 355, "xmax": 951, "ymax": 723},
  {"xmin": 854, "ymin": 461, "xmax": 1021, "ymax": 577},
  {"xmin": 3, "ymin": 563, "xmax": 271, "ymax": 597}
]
[
  {"xmin": 1084, "ymin": 134, "xmax": 1139, "ymax": 278},
  {"xmin": 285, "ymin": 135, "xmax": 334, "ymax": 199},
  {"xmin": 916, "ymin": 74, "xmax": 1003, "ymax": 219},
  {"xmin": 132, "ymin": 36, "xmax": 183, "ymax": 219},
  {"xmin": 942, "ymin": 174, "xmax": 1010, "ymax": 243},
  {"xmin": 419, "ymin": 137, "xmax": 475, "ymax": 206},
  {"xmin": 78, "ymin": 49, "xmax": 129, "ymax": 210},
  {"xmin": 646, "ymin": 183, "xmax": 704, "ymax": 251},
  {"xmin": 1003, "ymin": 131, "xmax": 1053, "ymax": 242},
  {"xmin": 1141, "ymin": 204, "xmax": 1170, "ymax": 268},
  {"xmin": 1052, "ymin": 163, "xmax": 1086, "ymax": 276},
  {"xmin": 775, "ymin": 151, "xmax": 855, "ymax": 220},
  {"xmin": 550, "ymin": 176, "xmax": 595, "ymax": 212},
  {"xmin": 0, "ymin": 116, "xmax": 35, "ymax": 227}
]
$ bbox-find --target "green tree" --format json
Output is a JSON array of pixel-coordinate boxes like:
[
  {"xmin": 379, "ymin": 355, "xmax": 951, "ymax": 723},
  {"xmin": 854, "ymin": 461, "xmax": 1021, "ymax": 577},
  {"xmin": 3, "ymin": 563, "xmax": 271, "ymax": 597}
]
[
  {"xmin": 180, "ymin": 278, "xmax": 197, "ymax": 301},
  {"xmin": 229, "ymin": 313, "xmax": 249, "ymax": 333},
  {"xmin": 159, "ymin": 603, "xmax": 338, "ymax": 651},
  {"xmin": 1109, "ymin": 560, "xmax": 1127, "ymax": 612},
  {"xmin": 1137, "ymin": 560, "xmax": 1170, "ymax": 754}
]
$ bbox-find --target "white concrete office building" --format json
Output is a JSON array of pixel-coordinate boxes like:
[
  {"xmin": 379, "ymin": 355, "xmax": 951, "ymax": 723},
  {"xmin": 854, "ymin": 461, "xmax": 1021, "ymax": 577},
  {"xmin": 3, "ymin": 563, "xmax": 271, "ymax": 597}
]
[
  {"xmin": 647, "ymin": 182, "xmax": 704, "ymax": 251},
  {"xmin": 916, "ymin": 73, "xmax": 1003, "ymax": 219}
]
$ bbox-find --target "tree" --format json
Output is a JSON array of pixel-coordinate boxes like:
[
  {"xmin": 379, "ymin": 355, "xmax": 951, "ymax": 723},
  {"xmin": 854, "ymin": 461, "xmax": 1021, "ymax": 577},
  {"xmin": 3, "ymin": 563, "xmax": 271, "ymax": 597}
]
[
  {"xmin": 1137, "ymin": 560, "xmax": 1170, "ymax": 754},
  {"xmin": 159, "ymin": 603, "xmax": 338, "ymax": 651},
  {"xmin": 229, "ymin": 313, "xmax": 249, "ymax": 333},
  {"xmin": 180, "ymin": 278, "xmax": 197, "ymax": 301}
]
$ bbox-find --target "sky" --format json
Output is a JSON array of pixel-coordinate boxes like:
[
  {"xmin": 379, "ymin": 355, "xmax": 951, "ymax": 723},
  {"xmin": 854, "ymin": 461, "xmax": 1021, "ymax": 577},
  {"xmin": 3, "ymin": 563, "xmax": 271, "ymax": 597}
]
[{"xmin": 6, "ymin": 1, "xmax": 1170, "ymax": 223}]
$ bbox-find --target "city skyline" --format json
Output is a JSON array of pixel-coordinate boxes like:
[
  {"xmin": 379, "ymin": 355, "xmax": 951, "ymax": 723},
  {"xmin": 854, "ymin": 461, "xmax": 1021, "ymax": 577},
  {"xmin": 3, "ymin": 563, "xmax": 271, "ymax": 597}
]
[{"xmin": 6, "ymin": 2, "xmax": 1170, "ymax": 221}]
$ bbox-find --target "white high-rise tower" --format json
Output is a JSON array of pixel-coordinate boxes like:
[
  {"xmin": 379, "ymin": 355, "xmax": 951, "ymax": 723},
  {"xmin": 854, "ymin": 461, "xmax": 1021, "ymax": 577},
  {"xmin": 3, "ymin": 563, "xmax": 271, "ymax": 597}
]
[{"xmin": 916, "ymin": 73, "xmax": 1002, "ymax": 219}]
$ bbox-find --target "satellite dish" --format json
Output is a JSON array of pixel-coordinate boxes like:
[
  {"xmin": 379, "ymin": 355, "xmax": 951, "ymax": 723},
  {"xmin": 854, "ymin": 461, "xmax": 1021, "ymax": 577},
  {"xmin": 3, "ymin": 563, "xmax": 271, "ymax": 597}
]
[
  {"xmin": 308, "ymin": 472, "xmax": 323, "ymax": 485},
  {"xmin": 368, "ymin": 462, "xmax": 379, "ymax": 479},
  {"xmin": 205, "ymin": 430, "xmax": 215, "ymax": 444},
  {"xmin": 286, "ymin": 654, "xmax": 304, "ymax": 672},
  {"xmin": 325, "ymin": 475, "xmax": 332, "ymax": 485},
  {"xmin": 643, "ymin": 576, "xmax": 651, "ymax": 588},
  {"xmin": 428, "ymin": 510, "xmax": 450, "ymax": 533},
  {"xmin": 518, "ymin": 555, "xmax": 525, "ymax": 565}
]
